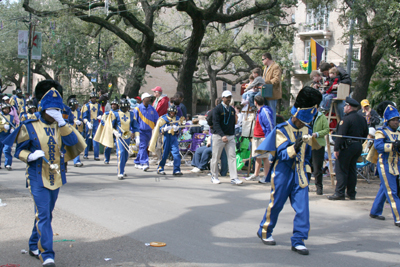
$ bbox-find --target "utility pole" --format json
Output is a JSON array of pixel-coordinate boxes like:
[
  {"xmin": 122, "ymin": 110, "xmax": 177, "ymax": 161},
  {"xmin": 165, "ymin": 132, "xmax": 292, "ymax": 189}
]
[
  {"xmin": 346, "ymin": 18, "xmax": 354, "ymax": 76},
  {"xmin": 27, "ymin": 12, "xmax": 32, "ymax": 94}
]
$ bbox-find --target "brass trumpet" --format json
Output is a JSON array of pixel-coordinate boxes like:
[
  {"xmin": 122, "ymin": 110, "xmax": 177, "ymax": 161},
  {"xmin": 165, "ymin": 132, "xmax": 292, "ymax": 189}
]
[{"xmin": 116, "ymin": 126, "xmax": 134, "ymax": 155}]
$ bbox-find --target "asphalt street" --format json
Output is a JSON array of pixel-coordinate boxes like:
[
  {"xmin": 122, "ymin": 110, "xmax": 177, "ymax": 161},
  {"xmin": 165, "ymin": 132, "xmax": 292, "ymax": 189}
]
[{"xmin": 1, "ymin": 154, "xmax": 400, "ymax": 267}]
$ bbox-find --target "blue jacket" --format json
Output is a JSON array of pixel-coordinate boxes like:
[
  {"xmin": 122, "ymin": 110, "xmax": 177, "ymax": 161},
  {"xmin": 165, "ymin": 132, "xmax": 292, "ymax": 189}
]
[
  {"xmin": 133, "ymin": 103, "xmax": 159, "ymax": 133},
  {"xmin": 374, "ymin": 126, "xmax": 400, "ymax": 176},
  {"xmin": 257, "ymin": 105, "xmax": 274, "ymax": 138}
]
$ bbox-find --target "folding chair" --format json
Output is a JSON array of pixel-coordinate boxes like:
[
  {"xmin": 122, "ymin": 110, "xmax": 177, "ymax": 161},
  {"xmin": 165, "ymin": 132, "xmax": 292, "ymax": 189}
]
[
  {"xmin": 356, "ymin": 153, "xmax": 372, "ymax": 183},
  {"xmin": 179, "ymin": 133, "xmax": 207, "ymax": 166}
]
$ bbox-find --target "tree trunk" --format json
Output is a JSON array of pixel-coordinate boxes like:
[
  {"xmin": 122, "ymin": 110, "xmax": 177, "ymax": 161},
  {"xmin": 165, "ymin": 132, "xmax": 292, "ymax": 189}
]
[
  {"xmin": 352, "ymin": 38, "xmax": 384, "ymax": 103},
  {"xmin": 176, "ymin": 18, "xmax": 206, "ymax": 115},
  {"xmin": 203, "ymin": 56, "xmax": 218, "ymax": 108}
]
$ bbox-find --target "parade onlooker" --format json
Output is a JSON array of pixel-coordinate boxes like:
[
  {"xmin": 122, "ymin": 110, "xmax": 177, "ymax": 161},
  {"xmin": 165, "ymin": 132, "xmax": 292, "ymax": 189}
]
[
  {"xmin": 262, "ymin": 52, "xmax": 282, "ymax": 125},
  {"xmin": 234, "ymin": 104, "xmax": 243, "ymax": 135},
  {"xmin": 309, "ymin": 70, "xmax": 323, "ymax": 91},
  {"xmin": 358, "ymin": 99, "xmax": 380, "ymax": 128},
  {"xmin": 242, "ymin": 68, "xmax": 265, "ymax": 109},
  {"xmin": 210, "ymin": 90, "xmax": 242, "ymax": 185},
  {"xmin": 189, "ymin": 118, "xmax": 203, "ymax": 135},
  {"xmin": 170, "ymin": 96, "xmax": 183, "ymax": 117},
  {"xmin": 328, "ymin": 97, "xmax": 368, "ymax": 201},
  {"xmin": 320, "ymin": 67, "xmax": 341, "ymax": 111},
  {"xmin": 191, "ymin": 133, "xmax": 228, "ymax": 175},
  {"xmin": 311, "ymin": 110, "xmax": 329, "ymax": 195},
  {"xmin": 175, "ymin": 91, "xmax": 187, "ymax": 118},
  {"xmin": 246, "ymin": 95, "xmax": 274, "ymax": 183},
  {"xmin": 152, "ymin": 86, "xmax": 169, "ymax": 116}
]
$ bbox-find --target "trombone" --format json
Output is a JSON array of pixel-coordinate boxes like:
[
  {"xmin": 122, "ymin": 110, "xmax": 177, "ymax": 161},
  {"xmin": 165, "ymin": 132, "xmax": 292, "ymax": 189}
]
[{"xmin": 116, "ymin": 126, "xmax": 134, "ymax": 155}]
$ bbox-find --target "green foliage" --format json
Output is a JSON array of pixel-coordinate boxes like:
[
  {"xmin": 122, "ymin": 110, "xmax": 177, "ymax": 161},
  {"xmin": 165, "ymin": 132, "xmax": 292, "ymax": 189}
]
[{"xmin": 367, "ymin": 79, "xmax": 400, "ymax": 108}]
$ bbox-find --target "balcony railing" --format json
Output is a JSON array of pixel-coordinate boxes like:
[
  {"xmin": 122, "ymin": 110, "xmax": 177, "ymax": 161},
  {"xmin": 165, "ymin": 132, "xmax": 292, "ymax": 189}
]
[{"xmin": 297, "ymin": 22, "xmax": 333, "ymax": 40}]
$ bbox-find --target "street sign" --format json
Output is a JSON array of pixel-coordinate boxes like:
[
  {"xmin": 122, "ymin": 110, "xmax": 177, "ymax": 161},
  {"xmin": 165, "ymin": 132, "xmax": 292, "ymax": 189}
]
[{"xmin": 18, "ymin": 30, "xmax": 42, "ymax": 60}]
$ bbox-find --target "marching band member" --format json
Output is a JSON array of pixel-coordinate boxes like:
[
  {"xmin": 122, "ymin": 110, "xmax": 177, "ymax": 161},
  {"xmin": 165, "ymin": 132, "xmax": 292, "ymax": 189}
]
[
  {"xmin": 3, "ymin": 95, "xmax": 20, "ymax": 126},
  {"xmin": 103, "ymin": 97, "xmax": 119, "ymax": 164},
  {"xmin": 255, "ymin": 87, "xmax": 322, "ymax": 255},
  {"xmin": 68, "ymin": 97, "xmax": 84, "ymax": 167},
  {"xmin": 369, "ymin": 101, "xmax": 400, "ymax": 227},
  {"xmin": 3, "ymin": 82, "xmax": 86, "ymax": 267},
  {"xmin": 82, "ymin": 92, "xmax": 103, "ymax": 160},
  {"xmin": 20, "ymin": 101, "xmax": 38, "ymax": 122},
  {"xmin": 0, "ymin": 103, "xmax": 15, "ymax": 170},
  {"xmin": 111, "ymin": 98, "xmax": 139, "ymax": 180},
  {"xmin": 133, "ymin": 93, "xmax": 159, "ymax": 171},
  {"xmin": 149, "ymin": 105, "xmax": 183, "ymax": 176},
  {"xmin": 10, "ymin": 87, "xmax": 26, "ymax": 114}
]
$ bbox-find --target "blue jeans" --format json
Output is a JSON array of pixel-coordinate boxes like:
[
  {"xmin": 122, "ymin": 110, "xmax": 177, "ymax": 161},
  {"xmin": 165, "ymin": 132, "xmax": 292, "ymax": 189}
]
[
  {"xmin": 243, "ymin": 91, "xmax": 259, "ymax": 107},
  {"xmin": 266, "ymin": 99, "xmax": 277, "ymax": 126},
  {"xmin": 191, "ymin": 146, "xmax": 228, "ymax": 176}
]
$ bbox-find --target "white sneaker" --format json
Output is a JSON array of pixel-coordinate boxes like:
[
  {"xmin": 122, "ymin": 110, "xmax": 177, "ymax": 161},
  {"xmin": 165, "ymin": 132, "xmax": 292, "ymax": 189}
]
[
  {"xmin": 166, "ymin": 162, "xmax": 173, "ymax": 167},
  {"xmin": 191, "ymin": 167, "xmax": 202, "ymax": 173},
  {"xmin": 149, "ymin": 159, "xmax": 158, "ymax": 164},
  {"xmin": 258, "ymin": 177, "xmax": 268, "ymax": 184},
  {"xmin": 5, "ymin": 165, "xmax": 11, "ymax": 170},
  {"xmin": 117, "ymin": 174, "xmax": 124, "ymax": 180},
  {"xmin": 231, "ymin": 178, "xmax": 243, "ymax": 185},
  {"xmin": 135, "ymin": 164, "xmax": 142, "ymax": 169},
  {"xmin": 43, "ymin": 258, "xmax": 55, "ymax": 266},
  {"xmin": 211, "ymin": 176, "xmax": 221, "ymax": 184},
  {"xmin": 142, "ymin": 165, "xmax": 149, "ymax": 171},
  {"xmin": 245, "ymin": 174, "xmax": 259, "ymax": 181}
]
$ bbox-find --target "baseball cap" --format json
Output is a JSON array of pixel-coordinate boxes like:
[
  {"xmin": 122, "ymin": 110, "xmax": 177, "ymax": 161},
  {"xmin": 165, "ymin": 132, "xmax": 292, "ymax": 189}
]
[
  {"xmin": 151, "ymin": 86, "xmax": 162, "ymax": 92},
  {"xmin": 360, "ymin": 99, "xmax": 370, "ymax": 107},
  {"xmin": 2, "ymin": 96, "xmax": 9, "ymax": 101},
  {"xmin": 141, "ymin": 93, "xmax": 151, "ymax": 99},
  {"xmin": 222, "ymin": 90, "xmax": 232, "ymax": 98}
]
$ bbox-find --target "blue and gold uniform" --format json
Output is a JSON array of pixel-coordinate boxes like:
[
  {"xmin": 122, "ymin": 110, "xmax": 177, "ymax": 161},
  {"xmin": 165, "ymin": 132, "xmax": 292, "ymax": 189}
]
[
  {"xmin": 149, "ymin": 105, "xmax": 183, "ymax": 175},
  {"xmin": 69, "ymin": 98, "xmax": 84, "ymax": 167},
  {"xmin": 133, "ymin": 101, "xmax": 159, "ymax": 167},
  {"xmin": 111, "ymin": 100, "xmax": 139, "ymax": 178},
  {"xmin": 10, "ymin": 88, "xmax": 26, "ymax": 114},
  {"xmin": 255, "ymin": 87, "xmax": 321, "ymax": 255},
  {"xmin": 20, "ymin": 101, "xmax": 38, "ymax": 123},
  {"xmin": 3, "ymin": 84, "xmax": 86, "ymax": 265},
  {"xmin": 0, "ymin": 104, "xmax": 15, "ymax": 169},
  {"xmin": 82, "ymin": 93, "xmax": 103, "ymax": 159},
  {"xmin": 370, "ymin": 103, "xmax": 400, "ymax": 226}
]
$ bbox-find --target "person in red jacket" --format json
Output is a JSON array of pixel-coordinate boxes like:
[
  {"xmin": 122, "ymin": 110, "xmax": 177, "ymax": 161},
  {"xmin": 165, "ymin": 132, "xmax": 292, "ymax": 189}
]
[{"xmin": 152, "ymin": 86, "xmax": 169, "ymax": 116}]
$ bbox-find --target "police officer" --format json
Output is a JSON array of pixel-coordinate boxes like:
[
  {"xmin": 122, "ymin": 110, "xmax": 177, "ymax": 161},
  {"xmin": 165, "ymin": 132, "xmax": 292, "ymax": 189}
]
[{"xmin": 328, "ymin": 97, "xmax": 368, "ymax": 200}]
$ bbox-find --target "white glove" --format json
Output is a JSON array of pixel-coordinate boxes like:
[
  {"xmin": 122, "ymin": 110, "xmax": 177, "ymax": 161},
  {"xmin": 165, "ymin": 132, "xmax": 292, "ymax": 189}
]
[
  {"xmin": 45, "ymin": 109, "xmax": 66, "ymax": 127},
  {"xmin": 10, "ymin": 128, "xmax": 14, "ymax": 134},
  {"xmin": 173, "ymin": 125, "xmax": 179, "ymax": 131},
  {"xmin": 163, "ymin": 125, "xmax": 171, "ymax": 132},
  {"xmin": 135, "ymin": 136, "xmax": 140, "ymax": 145},
  {"xmin": 113, "ymin": 130, "xmax": 121, "ymax": 138},
  {"xmin": 86, "ymin": 122, "xmax": 93, "ymax": 130},
  {"xmin": 27, "ymin": 150, "xmax": 45, "ymax": 162},
  {"xmin": 75, "ymin": 120, "xmax": 82, "ymax": 126},
  {"xmin": 4, "ymin": 124, "xmax": 10, "ymax": 130},
  {"xmin": 97, "ymin": 115, "xmax": 102, "ymax": 120}
]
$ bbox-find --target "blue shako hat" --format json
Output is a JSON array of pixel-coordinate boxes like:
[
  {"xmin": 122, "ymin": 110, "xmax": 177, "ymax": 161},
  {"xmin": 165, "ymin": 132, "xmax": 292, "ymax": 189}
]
[
  {"xmin": 376, "ymin": 101, "xmax": 399, "ymax": 124},
  {"xmin": 290, "ymin": 86, "xmax": 322, "ymax": 124},
  {"xmin": 38, "ymin": 89, "xmax": 64, "ymax": 111}
]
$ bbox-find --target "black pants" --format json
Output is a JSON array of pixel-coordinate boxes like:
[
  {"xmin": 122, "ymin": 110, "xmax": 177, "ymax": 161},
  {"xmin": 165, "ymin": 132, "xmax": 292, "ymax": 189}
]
[
  {"xmin": 312, "ymin": 146, "xmax": 325, "ymax": 190},
  {"xmin": 335, "ymin": 142, "xmax": 362, "ymax": 197}
]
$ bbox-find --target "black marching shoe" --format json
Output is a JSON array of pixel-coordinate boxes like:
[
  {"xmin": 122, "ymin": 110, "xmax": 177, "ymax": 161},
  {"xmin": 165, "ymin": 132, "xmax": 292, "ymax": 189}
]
[
  {"xmin": 327, "ymin": 194, "xmax": 345, "ymax": 200},
  {"xmin": 346, "ymin": 194, "xmax": 356, "ymax": 200},
  {"xmin": 29, "ymin": 249, "xmax": 39, "ymax": 259},
  {"xmin": 257, "ymin": 232, "xmax": 276, "ymax": 245},
  {"xmin": 369, "ymin": 214, "xmax": 385, "ymax": 220},
  {"xmin": 291, "ymin": 246, "xmax": 309, "ymax": 255},
  {"xmin": 316, "ymin": 187, "xmax": 323, "ymax": 195}
]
